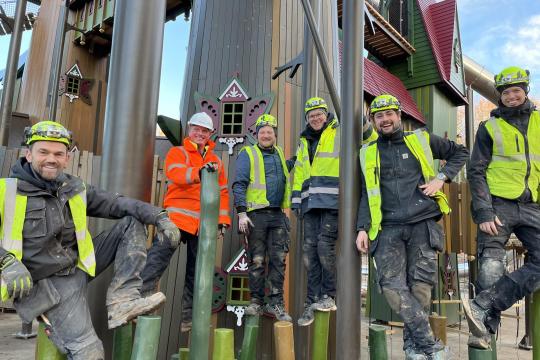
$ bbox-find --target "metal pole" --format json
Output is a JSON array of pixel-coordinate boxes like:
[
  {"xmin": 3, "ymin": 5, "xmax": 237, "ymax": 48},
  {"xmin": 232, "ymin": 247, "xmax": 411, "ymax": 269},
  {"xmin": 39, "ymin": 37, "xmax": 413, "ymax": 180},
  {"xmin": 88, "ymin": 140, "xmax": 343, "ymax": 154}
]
[
  {"xmin": 99, "ymin": 0, "xmax": 166, "ymax": 200},
  {"xmin": 337, "ymin": 0, "xmax": 364, "ymax": 358},
  {"xmin": 464, "ymin": 86, "xmax": 475, "ymax": 151},
  {"xmin": 48, "ymin": 0, "xmax": 70, "ymax": 121},
  {"xmin": 0, "ymin": 0, "xmax": 27, "ymax": 146},
  {"xmin": 300, "ymin": 0, "xmax": 341, "ymax": 119}
]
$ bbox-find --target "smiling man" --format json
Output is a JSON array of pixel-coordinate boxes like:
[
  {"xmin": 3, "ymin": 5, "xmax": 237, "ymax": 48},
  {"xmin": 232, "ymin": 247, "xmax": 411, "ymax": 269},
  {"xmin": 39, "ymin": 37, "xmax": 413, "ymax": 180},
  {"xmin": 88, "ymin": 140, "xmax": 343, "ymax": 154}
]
[
  {"xmin": 463, "ymin": 66, "xmax": 540, "ymax": 350},
  {"xmin": 356, "ymin": 94, "xmax": 468, "ymax": 359},
  {"xmin": 141, "ymin": 112, "xmax": 231, "ymax": 332},
  {"xmin": 232, "ymin": 114, "xmax": 293, "ymax": 322},
  {"xmin": 0, "ymin": 121, "xmax": 180, "ymax": 359}
]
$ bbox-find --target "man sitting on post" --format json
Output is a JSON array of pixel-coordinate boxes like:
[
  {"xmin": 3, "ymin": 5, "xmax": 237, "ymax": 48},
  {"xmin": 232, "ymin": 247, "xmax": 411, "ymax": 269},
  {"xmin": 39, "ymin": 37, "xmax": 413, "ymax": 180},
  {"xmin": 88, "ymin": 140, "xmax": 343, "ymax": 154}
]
[{"xmin": 0, "ymin": 121, "xmax": 180, "ymax": 359}]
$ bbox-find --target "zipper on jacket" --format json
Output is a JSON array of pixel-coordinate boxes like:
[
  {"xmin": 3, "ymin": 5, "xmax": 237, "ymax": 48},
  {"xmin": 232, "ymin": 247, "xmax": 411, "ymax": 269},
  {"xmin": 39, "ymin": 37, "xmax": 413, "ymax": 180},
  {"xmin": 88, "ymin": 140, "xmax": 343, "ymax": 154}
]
[
  {"xmin": 515, "ymin": 135, "xmax": 520, "ymax": 152},
  {"xmin": 524, "ymin": 134, "xmax": 531, "ymax": 192}
]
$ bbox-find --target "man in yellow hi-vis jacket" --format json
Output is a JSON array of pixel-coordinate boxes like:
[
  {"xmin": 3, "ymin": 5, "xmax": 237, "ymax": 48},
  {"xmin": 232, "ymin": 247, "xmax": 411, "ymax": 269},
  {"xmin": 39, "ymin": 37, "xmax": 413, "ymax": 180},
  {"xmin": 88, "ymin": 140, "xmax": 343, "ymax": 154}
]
[
  {"xmin": 356, "ymin": 95, "xmax": 468, "ymax": 359},
  {"xmin": 0, "ymin": 121, "xmax": 179, "ymax": 359}
]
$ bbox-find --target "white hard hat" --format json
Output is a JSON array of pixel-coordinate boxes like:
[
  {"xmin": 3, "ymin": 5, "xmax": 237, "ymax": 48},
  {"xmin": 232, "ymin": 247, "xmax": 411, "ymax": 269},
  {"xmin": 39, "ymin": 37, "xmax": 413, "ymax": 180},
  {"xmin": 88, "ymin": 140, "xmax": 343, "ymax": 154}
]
[{"xmin": 188, "ymin": 112, "xmax": 214, "ymax": 131}]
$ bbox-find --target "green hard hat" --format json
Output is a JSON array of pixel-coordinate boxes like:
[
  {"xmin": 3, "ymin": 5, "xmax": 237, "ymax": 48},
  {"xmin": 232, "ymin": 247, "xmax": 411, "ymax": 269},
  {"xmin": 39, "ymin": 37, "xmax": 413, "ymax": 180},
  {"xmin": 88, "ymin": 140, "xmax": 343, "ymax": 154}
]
[
  {"xmin": 25, "ymin": 121, "xmax": 72, "ymax": 146},
  {"xmin": 494, "ymin": 66, "xmax": 530, "ymax": 88},
  {"xmin": 255, "ymin": 114, "xmax": 278, "ymax": 128},
  {"xmin": 304, "ymin": 97, "xmax": 328, "ymax": 114},
  {"xmin": 370, "ymin": 94, "xmax": 401, "ymax": 114}
]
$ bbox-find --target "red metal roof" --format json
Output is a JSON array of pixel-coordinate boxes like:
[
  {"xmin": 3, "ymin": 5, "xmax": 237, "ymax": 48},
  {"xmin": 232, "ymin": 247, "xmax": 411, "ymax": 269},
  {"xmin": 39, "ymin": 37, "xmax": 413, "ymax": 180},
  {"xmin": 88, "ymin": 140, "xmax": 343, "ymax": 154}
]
[
  {"xmin": 364, "ymin": 58, "xmax": 426, "ymax": 124},
  {"xmin": 417, "ymin": 0, "xmax": 467, "ymax": 103}
]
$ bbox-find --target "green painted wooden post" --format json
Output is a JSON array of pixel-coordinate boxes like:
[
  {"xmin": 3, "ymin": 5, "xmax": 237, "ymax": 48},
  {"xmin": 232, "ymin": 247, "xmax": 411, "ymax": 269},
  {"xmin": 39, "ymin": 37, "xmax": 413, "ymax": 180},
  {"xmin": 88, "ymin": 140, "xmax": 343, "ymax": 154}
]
[
  {"xmin": 490, "ymin": 334, "xmax": 497, "ymax": 360},
  {"xmin": 179, "ymin": 348, "xmax": 190, "ymax": 360},
  {"xmin": 35, "ymin": 323, "xmax": 67, "ymax": 360},
  {"xmin": 312, "ymin": 310, "xmax": 330, "ymax": 360},
  {"xmin": 240, "ymin": 316, "xmax": 259, "ymax": 360},
  {"xmin": 533, "ymin": 290, "xmax": 540, "ymax": 360},
  {"xmin": 212, "ymin": 328, "xmax": 234, "ymax": 360},
  {"xmin": 113, "ymin": 323, "xmax": 133, "ymax": 360},
  {"xmin": 468, "ymin": 347, "xmax": 493, "ymax": 360},
  {"xmin": 368, "ymin": 325, "xmax": 388, "ymax": 360},
  {"xmin": 189, "ymin": 169, "xmax": 219, "ymax": 359},
  {"xmin": 130, "ymin": 316, "xmax": 161, "ymax": 360}
]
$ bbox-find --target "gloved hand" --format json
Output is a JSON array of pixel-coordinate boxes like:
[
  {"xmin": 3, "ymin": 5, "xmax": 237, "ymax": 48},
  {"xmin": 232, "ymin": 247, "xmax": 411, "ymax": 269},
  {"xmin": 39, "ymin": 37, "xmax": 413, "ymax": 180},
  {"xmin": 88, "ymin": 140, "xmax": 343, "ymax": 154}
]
[
  {"xmin": 155, "ymin": 212, "xmax": 181, "ymax": 247},
  {"xmin": 0, "ymin": 253, "xmax": 33, "ymax": 299},
  {"xmin": 293, "ymin": 208, "xmax": 302, "ymax": 218},
  {"xmin": 238, "ymin": 212, "xmax": 254, "ymax": 234},
  {"xmin": 200, "ymin": 162, "xmax": 219, "ymax": 175},
  {"xmin": 218, "ymin": 224, "xmax": 228, "ymax": 237}
]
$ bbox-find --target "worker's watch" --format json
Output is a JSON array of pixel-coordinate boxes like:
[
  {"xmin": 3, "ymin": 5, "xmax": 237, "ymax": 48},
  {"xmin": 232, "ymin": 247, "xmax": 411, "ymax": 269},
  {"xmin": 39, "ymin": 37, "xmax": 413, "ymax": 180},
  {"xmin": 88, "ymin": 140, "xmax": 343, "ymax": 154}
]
[{"xmin": 436, "ymin": 172, "xmax": 447, "ymax": 181}]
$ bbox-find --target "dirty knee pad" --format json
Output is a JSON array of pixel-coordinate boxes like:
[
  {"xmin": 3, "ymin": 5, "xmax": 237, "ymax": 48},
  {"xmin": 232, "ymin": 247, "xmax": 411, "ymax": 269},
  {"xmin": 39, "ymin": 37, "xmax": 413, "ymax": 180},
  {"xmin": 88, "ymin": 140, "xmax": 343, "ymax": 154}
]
[
  {"xmin": 411, "ymin": 283, "xmax": 432, "ymax": 309},
  {"xmin": 382, "ymin": 288, "xmax": 401, "ymax": 313},
  {"xmin": 478, "ymin": 257, "xmax": 506, "ymax": 290}
]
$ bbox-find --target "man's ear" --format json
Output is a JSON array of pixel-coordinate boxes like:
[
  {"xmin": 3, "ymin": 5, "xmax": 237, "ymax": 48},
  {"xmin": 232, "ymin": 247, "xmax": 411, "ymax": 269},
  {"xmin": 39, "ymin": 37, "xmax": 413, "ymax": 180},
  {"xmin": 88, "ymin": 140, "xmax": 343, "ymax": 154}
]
[{"xmin": 25, "ymin": 148, "xmax": 32, "ymax": 163}]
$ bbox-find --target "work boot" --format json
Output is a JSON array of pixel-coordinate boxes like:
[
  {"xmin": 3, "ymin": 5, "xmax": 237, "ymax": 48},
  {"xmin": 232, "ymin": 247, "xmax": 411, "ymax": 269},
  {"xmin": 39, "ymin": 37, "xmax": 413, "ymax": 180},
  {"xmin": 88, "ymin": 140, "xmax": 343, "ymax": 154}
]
[
  {"xmin": 461, "ymin": 297, "xmax": 489, "ymax": 338},
  {"xmin": 312, "ymin": 295, "xmax": 337, "ymax": 312},
  {"xmin": 245, "ymin": 300, "xmax": 263, "ymax": 316},
  {"xmin": 180, "ymin": 319, "xmax": 192, "ymax": 333},
  {"xmin": 404, "ymin": 347, "xmax": 428, "ymax": 360},
  {"xmin": 107, "ymin": 292, "xmax": 166, "ymax": 329},
  {"xmin": 264, "ymin": 303, "xmax": 292, "ymax": 322},
  {"xmin": 467, "ymin": 334, "xmax": 490, "ymax": 349},
  {"xmin": 297, "ymin": 304, "xmax": 314, "ymax": 327}
]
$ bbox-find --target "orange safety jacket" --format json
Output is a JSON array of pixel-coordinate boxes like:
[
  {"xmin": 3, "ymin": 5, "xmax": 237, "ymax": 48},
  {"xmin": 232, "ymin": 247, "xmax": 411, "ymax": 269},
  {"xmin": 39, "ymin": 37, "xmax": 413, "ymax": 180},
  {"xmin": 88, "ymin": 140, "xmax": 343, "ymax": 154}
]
[{"xmin": 164, "ymin": 137, "xmax": 231, "ymax": 235}]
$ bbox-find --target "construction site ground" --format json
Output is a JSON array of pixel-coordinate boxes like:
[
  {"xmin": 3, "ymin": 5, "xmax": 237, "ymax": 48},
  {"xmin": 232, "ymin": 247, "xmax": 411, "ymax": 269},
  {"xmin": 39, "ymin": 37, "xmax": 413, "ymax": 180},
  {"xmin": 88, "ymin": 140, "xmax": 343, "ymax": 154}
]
[{"xmin": 0, "ymin": 305, "xmax": 532, "ymax": 359}]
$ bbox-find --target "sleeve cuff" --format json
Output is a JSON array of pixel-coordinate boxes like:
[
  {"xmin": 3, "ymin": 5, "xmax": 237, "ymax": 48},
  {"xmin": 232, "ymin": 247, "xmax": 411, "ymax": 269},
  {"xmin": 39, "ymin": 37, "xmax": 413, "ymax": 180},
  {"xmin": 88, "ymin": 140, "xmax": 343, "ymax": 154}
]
[
  {"xmin": 472, "ymin": 208, "xmax": 495, "ymax": 224},
  {"xmin": 236, "ymin": 206, "xmax": 247, "ymax": 213}
]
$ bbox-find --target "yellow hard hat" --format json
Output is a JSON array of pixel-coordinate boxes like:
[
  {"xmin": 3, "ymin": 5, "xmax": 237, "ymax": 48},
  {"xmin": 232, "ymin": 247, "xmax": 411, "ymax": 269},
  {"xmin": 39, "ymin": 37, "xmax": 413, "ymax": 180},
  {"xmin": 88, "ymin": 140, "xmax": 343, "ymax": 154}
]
[{"xmin": 25, "ymin": 121, "xmax": 72, "ymax": 146}]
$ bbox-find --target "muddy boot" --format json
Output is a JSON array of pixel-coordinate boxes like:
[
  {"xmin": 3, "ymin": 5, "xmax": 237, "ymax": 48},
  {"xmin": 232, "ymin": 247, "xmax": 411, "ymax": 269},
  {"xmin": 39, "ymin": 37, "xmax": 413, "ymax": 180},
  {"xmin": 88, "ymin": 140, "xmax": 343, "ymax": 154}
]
[
  {"xmin": 461, "ymin": 297, "xmax": 489, "ymax": 338},
  {"xmin": 467, "ymin": 334, "xmax": 490, "ymax": 349},
  {"xmin": 311, "ymin": 295, "xmax": 337, "ymax": 312},
  {"xmin": 264, "ymin": 303, "xmax": 292, "ymax": 322},
  {"xmin": 404, "ymin": 347, "xmax": 428, "ymax": 360},
  {"xmin": 107, "ymin": 292, "xmax": 166, "ymax": 329},
  {"xmin": 244, "ymin": 300, "xmax": 263, "ymax": 316},
  {"xmin": 297, "ymin": 304, "xmax": 314, "ymax": 327}
]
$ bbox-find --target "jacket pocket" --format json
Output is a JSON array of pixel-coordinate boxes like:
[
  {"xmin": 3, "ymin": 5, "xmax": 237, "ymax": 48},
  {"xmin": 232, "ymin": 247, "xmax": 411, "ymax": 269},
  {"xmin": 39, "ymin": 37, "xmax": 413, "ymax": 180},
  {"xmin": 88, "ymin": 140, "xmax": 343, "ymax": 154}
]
[
  {"xmin": 427, "ymin": 219, "xmax": 445, "ymax": 252},
  {"xmin": 14, "ymin": 278, "xmax": 61, "ymax": 323},
  {"xmin": 23, "ymin": 198, "xmax": 47, "ymax": 238}
]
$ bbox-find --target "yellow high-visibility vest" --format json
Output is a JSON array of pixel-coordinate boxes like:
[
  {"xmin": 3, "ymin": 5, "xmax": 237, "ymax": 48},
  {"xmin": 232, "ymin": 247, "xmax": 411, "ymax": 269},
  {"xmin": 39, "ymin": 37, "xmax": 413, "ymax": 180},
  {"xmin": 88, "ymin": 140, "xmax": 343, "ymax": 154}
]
[
  {"xmin": 242, "ymin": 145, "xmax": 291, "ymax": 212},
  {"xmin": 359, "ymin": 129, "xmax": 450, "ymax": 240},
  {"xmin": 0, "ymin": 178, "xmax": 95, "ymax": 301},
  {"xmin": 484, "ymin": 111, "xmax": 540, "ymax": 201}
]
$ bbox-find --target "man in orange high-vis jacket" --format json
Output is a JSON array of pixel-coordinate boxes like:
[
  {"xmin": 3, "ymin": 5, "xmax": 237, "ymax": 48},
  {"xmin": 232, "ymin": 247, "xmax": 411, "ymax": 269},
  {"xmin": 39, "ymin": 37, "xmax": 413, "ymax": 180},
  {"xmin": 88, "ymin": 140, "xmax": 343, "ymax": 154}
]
[{"xmin": 141, "ymin": 112, "xmax": 231, "ymax": 332}]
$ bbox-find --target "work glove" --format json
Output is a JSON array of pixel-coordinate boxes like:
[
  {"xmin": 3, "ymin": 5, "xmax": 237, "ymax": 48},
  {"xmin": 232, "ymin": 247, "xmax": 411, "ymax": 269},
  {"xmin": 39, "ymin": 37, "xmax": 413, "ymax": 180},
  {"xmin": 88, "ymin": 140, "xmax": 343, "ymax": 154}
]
[
  {"xmin": 200, "ymin": 162, "xmax": 219, "ymax": 176},
  {"xmin": 238, "ymin": 212, "xmax": 254, "ymax": 234},
  {"xmin": 155, "ymin": 212, "xmax": 181, "ymax": 248},
  {"xmin": 0, "ymin": 253, "xmax": 33, "ymax": 299}
]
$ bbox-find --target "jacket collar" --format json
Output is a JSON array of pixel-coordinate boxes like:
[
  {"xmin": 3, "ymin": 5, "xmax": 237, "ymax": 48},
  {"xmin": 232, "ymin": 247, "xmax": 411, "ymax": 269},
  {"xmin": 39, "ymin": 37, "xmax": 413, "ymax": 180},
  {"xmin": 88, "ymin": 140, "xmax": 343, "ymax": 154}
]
[{"xmin": 183, "ymin": 137, "xmax": 216, "ymax": 153}]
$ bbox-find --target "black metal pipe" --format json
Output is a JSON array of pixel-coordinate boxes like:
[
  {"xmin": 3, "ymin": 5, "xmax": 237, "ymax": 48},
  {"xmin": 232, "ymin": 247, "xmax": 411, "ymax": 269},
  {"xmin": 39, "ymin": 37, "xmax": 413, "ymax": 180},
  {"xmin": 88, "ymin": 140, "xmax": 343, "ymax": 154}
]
[
  {"xmin": 300, "ymin": 0, "xmax": 341, "ymax": 120},
  {"xmin": 0, "ymin": 0, "xmax": 27, "ymax": 145},
  {"xmin": 48, "ymin": 0, "xmax": 69, "ymax": 121},
  {"xmin": 337, "ymin": 0, "xmax": 364, "ymax": 358}
]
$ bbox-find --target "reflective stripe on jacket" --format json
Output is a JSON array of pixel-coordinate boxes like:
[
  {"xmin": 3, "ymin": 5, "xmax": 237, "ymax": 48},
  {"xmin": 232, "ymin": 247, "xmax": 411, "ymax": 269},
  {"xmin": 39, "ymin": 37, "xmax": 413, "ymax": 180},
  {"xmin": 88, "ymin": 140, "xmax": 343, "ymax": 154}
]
[
  {"xmin": 242, "ymin": 145, "xmax": 291, "ymax": 212},
  {"xmin": 164, "ymin": 137, "xmax": 231, "ymax": 235},
  {"xmin": 0, "ymin": 178, "xmax": 95, "ymax": 301},
  {"xmin": 484, "ymin": 111, "xmax": 540, "ymax": 201},
  {"xmin": 359, "ymin": 129, "xmax": 450, "ymax": 240},
  {"xmin": 292, "ymin": 118, "xmax": 340, "ymax": 211}
]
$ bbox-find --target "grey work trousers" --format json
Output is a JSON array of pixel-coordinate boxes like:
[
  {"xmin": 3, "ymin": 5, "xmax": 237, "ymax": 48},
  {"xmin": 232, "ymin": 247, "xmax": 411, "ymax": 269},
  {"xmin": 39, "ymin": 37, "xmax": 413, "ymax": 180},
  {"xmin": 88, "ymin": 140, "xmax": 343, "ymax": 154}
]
[{"xmin": 14, "ymin": 216, "xmax": 147, "ymax": 360}]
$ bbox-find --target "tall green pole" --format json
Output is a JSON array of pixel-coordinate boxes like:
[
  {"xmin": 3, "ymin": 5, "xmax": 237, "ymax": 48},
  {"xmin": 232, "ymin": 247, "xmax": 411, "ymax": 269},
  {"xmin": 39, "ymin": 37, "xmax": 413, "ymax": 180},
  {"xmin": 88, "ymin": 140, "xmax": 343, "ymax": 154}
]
[
  {"xmin": 189, "ymin": 169, "xmax": 219, "ymax": 359},
  {"xmin": 368, "ymin": 325, "xmax": 388, "ymax": 360},
  {"xmin": 533, "ymin": 290, "xmax": 540, "ymax": 360},
  {"xmin": 312, "ymin": 311, "xmax": 330, "ymax": 360}
]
